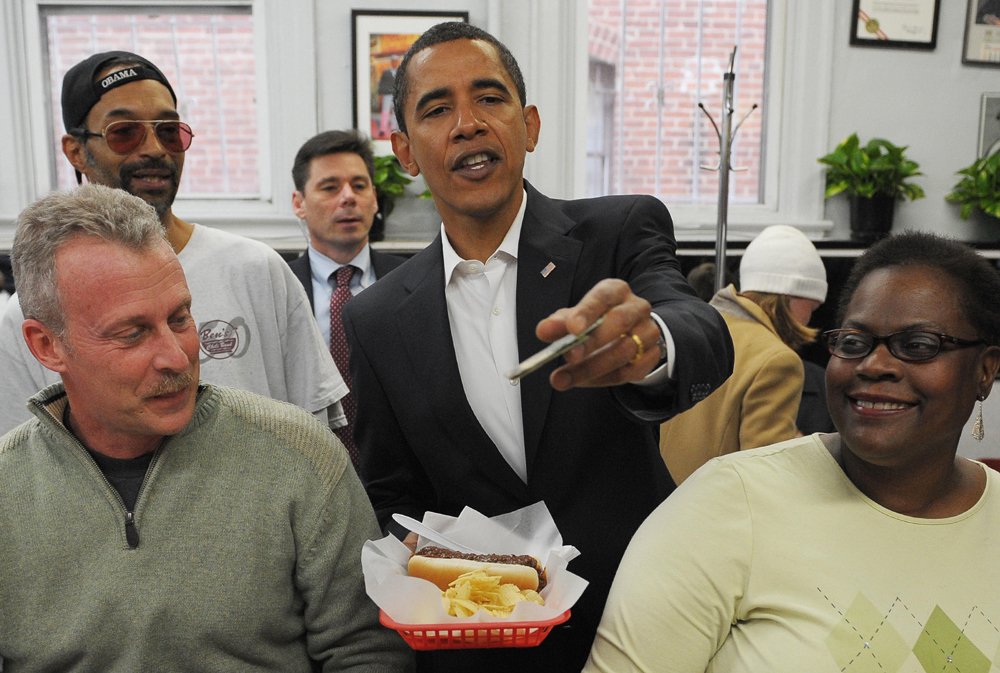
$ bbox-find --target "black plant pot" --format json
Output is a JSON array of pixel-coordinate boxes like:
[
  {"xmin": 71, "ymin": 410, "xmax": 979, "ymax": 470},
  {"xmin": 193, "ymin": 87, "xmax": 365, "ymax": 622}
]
[
  {"xmin": 849, "ymin": 193, "xmax": 896, "ymax": 245},
  {"xmin": 371, "ymin": 194, "xmax": 393, "ymax": 243}
]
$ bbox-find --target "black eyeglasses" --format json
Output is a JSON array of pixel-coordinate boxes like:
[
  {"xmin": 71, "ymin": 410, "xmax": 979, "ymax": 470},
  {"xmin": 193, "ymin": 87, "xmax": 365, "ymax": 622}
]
[
  {"xmin": 823, "ymin": 329, "xmax": 986, "ymax": 363},
  {"xmin": 73, "ymin": 120, "xmax": 194, "ymax": 155}
]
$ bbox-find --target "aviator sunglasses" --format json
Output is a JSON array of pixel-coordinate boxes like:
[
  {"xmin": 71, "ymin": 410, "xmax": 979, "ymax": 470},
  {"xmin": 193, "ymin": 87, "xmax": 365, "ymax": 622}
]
[
  {"xmin": 823, "ymin": 329, "xmax": 986, "ymax": 363},
  {"xmin": 73, "ymin": 120, "xmax": 194, "ymax": 155}
]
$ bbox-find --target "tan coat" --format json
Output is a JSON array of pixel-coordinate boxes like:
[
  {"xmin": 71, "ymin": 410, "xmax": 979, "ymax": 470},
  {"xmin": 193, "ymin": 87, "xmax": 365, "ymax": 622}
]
[{"xmin": 660, "ymin": 286, "xmax": 804, "ymax": 483}]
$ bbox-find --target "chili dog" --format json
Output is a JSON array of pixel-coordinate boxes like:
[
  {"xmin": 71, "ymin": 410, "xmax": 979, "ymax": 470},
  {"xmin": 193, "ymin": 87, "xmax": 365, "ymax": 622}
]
[{"xmin": 407, "ymin": 546, "xmax": 546, "ymax": 592}]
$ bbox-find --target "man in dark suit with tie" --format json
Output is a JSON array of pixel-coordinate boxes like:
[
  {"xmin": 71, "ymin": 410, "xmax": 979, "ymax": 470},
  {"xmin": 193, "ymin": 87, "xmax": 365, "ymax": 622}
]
[
  {"xmin": 288, "ymin": 130, "xmax": 405, "ymax": 470},
  {"xmin": 342, "ymin": 23, "xmax": 733, "ymax": 671}
]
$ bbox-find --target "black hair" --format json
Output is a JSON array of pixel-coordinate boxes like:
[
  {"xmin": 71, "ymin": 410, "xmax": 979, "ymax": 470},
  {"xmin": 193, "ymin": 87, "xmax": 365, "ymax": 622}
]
[
  {"xmin": 291, "ymin": 129, "xmax": 375, "ymax": 192},
  {"xmin": 686, "ymin": 261, "xmax": 738, "ymax": 302},
  {"xmin": 392, "ymin": 22, "xmax": 527, "ymax": 134},
  {"xmin": 837, "ymin": 231, "xmax": 1000, "ymax": 346}
]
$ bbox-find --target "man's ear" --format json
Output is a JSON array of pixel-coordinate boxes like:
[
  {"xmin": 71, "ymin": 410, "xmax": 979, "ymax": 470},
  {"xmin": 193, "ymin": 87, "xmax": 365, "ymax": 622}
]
[
  {"xmin": 523, "ymin": 105, "xmax": 541, "ymax": 153},
  {"xmin": 291, "ymin": 190, "xmax": 307, "ymax": 220},
  {"xmin": 391, "ymin": 131, "xmax": 421, "ymax": 177},
  {"xmin": 22, "ymin": 319, "xmax": 70, "ymax": 374},
  {"xmin": 61, "ymin": 135, "xmax": 90, "ymax": 176}
]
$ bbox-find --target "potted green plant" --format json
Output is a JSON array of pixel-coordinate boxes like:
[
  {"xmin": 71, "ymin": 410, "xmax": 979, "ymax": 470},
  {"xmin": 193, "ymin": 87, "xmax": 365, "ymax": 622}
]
[
  {"xmin": 371, "ymin": 154, "xmax": 414, "ymax": 242},
  {"xmin": 945, "ymin": 152, "xmax": 1000, "ymax": 224},
  {"xmin": 818, "ymin": 133, "xmax": 925, "ymax": 244}
]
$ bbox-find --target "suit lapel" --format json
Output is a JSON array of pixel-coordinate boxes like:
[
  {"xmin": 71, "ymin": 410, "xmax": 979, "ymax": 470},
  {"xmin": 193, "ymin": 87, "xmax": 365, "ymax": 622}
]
[
  {"xmin": 395, "ymin": 237, "xmax": 531, "ymax": 501},
  {"xmin": 516, "ymin": 184, "xmax": 584, "ymax": 475},
  {"xmin": 371, "ymin": 250, "xmax": 393, "ymax": 279},
  {"xmin": 289, "ymin": 253, "xmax": 315, "ymax": 310}
]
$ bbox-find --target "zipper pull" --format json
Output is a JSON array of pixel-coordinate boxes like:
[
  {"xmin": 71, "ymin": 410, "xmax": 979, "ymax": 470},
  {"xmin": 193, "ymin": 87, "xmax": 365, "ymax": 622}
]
[{"xmin": 124, "ymin": 511, "xmax": 139, "ymax": 549}]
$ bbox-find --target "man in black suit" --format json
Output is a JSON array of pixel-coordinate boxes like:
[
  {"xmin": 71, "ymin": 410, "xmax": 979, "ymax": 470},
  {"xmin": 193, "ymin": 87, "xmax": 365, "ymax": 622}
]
[
  {"xmin": 288, "ymin": 130, "xmax": 405, "ymax": 470},
  {"xmin": 342, "ymin": 23, "xmax": 733, "ymax": 671}
]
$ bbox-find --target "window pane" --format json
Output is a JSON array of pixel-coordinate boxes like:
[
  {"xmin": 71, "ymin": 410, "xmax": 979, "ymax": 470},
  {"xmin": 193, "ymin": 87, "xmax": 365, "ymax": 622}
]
[
  {"xmin": 587, "ymin": 60, "xmax": 616, "ymax": 197},
  {"xmin": 588, "ymin": 0, "xmax": 767, "ymax": 203},
  {"xmin": 45, "ymin": 10, "xmax": 259, "ymax": 197}
]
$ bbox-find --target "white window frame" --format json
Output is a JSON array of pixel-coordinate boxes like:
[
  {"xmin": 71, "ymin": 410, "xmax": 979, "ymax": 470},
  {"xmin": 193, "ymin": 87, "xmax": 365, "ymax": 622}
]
[
  {"xmin": 508, "ymin": 0, "xmax": 836, "ymax": 241},
  {"xmin": 658, "ymin": 0, "xmax": 835, "ymax": 240},
  {"xmin": 2, "ymin": 0, "xmax": 316, "ymax": 249}
]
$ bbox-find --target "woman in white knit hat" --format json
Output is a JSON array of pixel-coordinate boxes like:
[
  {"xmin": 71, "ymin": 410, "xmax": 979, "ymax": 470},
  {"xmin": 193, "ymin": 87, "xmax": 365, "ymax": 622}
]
[{"xmin": 660, "ymin": 224, "xmax": 827, "ymax": 484}]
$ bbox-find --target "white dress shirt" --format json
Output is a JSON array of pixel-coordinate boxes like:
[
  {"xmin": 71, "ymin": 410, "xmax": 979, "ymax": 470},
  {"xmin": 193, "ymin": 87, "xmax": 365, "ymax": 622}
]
[
  {"xmin": 309, "ymin": 244, "xmax": 376, "ymax": 349},
  {"xmin": 443, "ymin": 193, "xmax": 528, "ymax": 481}
]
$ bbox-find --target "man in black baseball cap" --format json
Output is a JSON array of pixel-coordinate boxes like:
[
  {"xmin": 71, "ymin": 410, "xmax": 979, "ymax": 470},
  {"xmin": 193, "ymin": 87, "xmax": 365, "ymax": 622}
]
[
  {"xmin": 60, "ymin": 51, "xmax": 192, "ymax": 248},
  {"xmin": 61, "ymin": 51, "xmax": 177, "ymax": 140}
]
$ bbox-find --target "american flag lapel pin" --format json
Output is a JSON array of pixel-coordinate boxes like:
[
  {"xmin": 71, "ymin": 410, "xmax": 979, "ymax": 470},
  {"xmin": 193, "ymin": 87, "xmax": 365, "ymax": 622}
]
[{"xmin": 541, "ymin": 262, "xmax": 556, "ymax": 278}]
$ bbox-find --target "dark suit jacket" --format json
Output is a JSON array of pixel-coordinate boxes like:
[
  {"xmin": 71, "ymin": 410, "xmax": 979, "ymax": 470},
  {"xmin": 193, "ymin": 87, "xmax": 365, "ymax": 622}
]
[
  {"xmin": 287, "ymin": 244, "xmax": 406, "ymax": 312},
  {"xmin": 342, "ymin": 182, "xmax": 733, "ymax": 670}
]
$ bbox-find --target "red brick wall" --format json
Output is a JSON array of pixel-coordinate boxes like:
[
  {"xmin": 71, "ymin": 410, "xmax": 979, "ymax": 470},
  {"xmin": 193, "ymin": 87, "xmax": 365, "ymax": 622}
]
[
  {"xmin": 589, "ymin": 0, "xmax": 766, "ymax": 203},
  {"xmin": 47, "ymin": 12, "xmax": 259, "ymax": 196}
]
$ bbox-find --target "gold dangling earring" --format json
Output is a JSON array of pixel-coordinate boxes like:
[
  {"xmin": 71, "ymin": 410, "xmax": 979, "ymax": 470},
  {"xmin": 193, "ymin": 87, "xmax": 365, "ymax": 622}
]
[{"xmin": 972, "ymin": 397, "xmax": 985, "ymax": 442}]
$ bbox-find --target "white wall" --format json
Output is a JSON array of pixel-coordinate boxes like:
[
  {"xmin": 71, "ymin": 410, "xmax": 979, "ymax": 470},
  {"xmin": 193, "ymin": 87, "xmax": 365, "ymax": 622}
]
[
  {"xmin": 0, "ymin": 2, "xmax": 39, "ymax": 232},
  {"xmin": 826, "ymin": 0, "xmax": 1000, "ymax": 242}
]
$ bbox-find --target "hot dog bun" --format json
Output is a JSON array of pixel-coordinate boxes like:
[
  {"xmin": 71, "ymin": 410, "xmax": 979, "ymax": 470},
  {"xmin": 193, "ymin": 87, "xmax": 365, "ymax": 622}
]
[{"xmin": 408, "ymin": 554, "xmax": 540, "ymax": 592}]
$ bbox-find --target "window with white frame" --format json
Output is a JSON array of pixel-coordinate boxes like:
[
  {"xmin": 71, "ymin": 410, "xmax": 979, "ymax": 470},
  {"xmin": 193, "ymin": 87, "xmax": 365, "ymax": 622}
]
[
  {"xmin": 42, "ymin": 6, "xmax": 259, "ymax": 198},
  {"xmin": 588, "ymin": 0, "xmax": 767, "ymax": 204}
]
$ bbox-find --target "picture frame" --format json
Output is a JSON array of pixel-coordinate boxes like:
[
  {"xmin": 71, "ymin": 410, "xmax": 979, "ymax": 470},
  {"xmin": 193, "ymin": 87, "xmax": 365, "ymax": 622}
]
[
  {"xmin": 979, "ymin": 93, "xmax": 1000, "ymax": 157},
  {"xmin": 962, "ymin": 0, "xmax": 1000, "ymax": 66},
  {"xmin": 849, "ymin": 0, "xmax": 940, "ymax": 50},
  {"xmin": 352, "ymin": 10, "xmax": 469, "ymax": 155}
]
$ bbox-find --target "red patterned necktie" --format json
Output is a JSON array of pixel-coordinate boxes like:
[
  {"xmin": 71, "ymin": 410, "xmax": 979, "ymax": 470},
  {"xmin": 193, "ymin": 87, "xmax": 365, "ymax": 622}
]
[{"xmin": 329, "ymin": 265, "xmax": 359, "ymax": 471}]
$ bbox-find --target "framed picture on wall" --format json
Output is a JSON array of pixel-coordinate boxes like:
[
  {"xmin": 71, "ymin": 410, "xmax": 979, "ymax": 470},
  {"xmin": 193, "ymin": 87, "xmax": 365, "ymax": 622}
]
[
  {"xmin": 352, "ymin": 10, "xmax": 469, "ymax": 154},
  {"xmin": 850, "ymin": 0, "xmax": 940, "ymax": 50},
  {"xmin": 963, "ymin": 0, "xmax": 1000, "ymax": 66},
  {"xmin": 979, "ymin": 94, "xmax": 1000, "ymax": 156}
]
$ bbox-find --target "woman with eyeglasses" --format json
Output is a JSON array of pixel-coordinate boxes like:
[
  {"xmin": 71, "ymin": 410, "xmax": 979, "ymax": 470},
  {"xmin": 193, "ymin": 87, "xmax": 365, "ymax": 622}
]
[{"xmin": 584, "ymin": 231, "xmax": 1000, "ymax": 673}]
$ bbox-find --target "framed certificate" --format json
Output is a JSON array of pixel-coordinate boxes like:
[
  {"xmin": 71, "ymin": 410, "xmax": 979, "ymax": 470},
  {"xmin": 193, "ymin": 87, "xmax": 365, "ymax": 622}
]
[
  {"xmin": 850, "ymin": 0, "xmax": 941, "ymax": 50},
  {"xmin": 962, "ymin": 0, "xmax": 1000, "ymax": 66},
  {"xmin": 979, "ymin": 94, "xmax": 1000, "ymax": 157}
]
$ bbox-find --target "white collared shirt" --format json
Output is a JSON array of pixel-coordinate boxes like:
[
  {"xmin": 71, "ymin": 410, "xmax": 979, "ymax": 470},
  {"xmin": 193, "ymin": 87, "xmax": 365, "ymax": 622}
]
[
  {"xmin": 443, "ymin": 192, "xmax": 528, "ymax": 481},
  {"xmin": 309, "ymin": 244, "xmax": 376, "ymax": 349}
]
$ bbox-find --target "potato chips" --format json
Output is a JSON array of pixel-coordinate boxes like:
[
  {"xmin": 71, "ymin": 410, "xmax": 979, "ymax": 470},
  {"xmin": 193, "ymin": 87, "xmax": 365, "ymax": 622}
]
[{"xmin": 441, "ymin": 570, "xmax": 545, "ymax": 617}]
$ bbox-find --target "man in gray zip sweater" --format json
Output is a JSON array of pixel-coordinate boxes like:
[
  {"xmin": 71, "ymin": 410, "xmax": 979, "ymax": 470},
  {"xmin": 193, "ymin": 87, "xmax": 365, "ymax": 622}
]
[{"xmin": 0, "ymin": 184, "xmax": 412, "ymax": 672}]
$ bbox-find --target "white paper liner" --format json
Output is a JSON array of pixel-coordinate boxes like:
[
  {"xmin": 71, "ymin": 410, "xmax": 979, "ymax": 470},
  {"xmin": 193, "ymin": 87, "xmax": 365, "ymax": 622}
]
[{"xmin": 363, "ymin": 501, "xmax": 589, "ymax": 624}]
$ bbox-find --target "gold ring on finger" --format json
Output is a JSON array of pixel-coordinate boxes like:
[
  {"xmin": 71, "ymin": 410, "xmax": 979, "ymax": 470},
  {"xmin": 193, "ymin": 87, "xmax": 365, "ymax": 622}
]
[{"xmin": 622, "ymin": 332, "xmax": 644, "ymax": 363}]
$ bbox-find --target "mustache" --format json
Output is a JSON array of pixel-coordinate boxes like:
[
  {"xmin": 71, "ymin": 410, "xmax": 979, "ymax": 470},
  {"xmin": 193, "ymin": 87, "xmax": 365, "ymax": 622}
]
[
  {"xmin": 146, "ymin": 370, "xmax": 196, "ymax": 397},
  {"xmin": 119, "ymin": 157, "xmax": 180, "ymax": 187}
]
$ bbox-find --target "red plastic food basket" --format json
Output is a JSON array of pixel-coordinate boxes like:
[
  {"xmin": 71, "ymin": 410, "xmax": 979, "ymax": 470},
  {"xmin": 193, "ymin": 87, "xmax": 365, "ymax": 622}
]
[{"xmin": 380, "ymin": 609, "xmax": 570, "ymax": 650}]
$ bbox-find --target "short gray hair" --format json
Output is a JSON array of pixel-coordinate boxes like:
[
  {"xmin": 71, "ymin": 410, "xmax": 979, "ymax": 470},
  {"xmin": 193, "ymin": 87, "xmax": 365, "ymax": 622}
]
[{"xmin": 12, "ymin": 184, "xmax": 167, "ymax": 336}]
